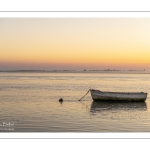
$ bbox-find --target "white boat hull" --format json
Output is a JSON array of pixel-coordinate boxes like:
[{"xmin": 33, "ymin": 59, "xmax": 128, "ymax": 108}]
[{"xmin": 90, "ymin": 89, "xmax": 147, "ymax": 102}]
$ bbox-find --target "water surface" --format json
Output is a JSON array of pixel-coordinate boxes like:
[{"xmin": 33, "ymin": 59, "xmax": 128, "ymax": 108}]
[{"xmin": 0, "ymin": 72, "xmax": 150, "ymax": 132}]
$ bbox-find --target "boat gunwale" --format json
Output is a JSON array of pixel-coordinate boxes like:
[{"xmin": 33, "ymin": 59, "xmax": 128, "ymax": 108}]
[{"xmin": 90, "ymin": 89, "xmax": 147, "ymax": 95}]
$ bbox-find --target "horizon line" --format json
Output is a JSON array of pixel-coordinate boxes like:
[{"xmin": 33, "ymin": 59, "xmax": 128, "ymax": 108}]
[{"xmin": 0, "ymin": 69, "xmax": 146, "ymax": 72}]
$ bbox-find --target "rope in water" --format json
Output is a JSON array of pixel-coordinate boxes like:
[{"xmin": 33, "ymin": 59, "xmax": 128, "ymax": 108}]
[{"xmin": 78, "ymin": 90, "xmax": 90, "ymax": 101}]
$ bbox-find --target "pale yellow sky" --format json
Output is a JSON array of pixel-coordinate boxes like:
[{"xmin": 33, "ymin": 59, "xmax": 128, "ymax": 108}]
[{"xmin": 0, "ymin": 18, "xmax": 150, "ymax": 70}]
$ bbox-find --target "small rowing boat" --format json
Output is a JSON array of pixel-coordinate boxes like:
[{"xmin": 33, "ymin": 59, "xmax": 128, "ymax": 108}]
[{"xmin": 90, "ymin": 89, "xmax": 147, "ymax": 102}]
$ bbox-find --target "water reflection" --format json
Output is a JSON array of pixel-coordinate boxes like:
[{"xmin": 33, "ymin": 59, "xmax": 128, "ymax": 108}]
[
  {"xmin": 90, "ymin": 101, "xmax": 147, "ymax": 112},
  {"xmin": 59, "ymin": 101, "xmax": 63, "ymax": 105}
]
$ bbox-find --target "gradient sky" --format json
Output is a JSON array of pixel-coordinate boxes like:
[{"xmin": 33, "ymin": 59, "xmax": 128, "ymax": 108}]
[{"xmin": 1, "ymin": 18, "xmax": 150, "ymax": 70}]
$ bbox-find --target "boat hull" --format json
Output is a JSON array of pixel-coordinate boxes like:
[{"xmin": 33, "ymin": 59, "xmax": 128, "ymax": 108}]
[{"xmin": 90, "ymin": 89, "xmax": 147, "ymax": 102}]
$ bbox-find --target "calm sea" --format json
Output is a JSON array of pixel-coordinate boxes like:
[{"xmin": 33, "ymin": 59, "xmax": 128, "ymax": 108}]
[{"xmin": 0, "ymin": 72, "xmax": 150, "ymax": 132}]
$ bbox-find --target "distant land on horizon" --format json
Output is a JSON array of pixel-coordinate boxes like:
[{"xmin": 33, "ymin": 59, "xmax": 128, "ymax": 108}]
[{"xmin": 0, "ymin": 69, "xmax": 147, "ymax": 73}]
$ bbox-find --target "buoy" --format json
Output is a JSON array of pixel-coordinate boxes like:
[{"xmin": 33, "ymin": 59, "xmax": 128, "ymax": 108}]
[{"xmin": 59, "ymin": 98, "xmax": 63, "ymax": 102}]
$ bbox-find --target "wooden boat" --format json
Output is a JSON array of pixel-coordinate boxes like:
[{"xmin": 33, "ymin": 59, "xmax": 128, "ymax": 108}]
[{"xmin": 90, "ymin": 89, "xmax": 148, "ymax": 102}]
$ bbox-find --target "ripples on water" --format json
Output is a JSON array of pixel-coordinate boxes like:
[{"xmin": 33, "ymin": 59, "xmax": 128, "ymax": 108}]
[{"xmin": 0, "ymin": 72, "xmax": 150, "ymax": 132}]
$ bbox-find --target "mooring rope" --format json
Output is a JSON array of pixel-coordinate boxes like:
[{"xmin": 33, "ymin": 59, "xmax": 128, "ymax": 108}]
[
  {"xmin": 78, "ymin": 90, "xmax": 90, "ymax": 101},
  {"xmin": 58, "ymin": 89, "xmax": 91, "ymax": 102}
]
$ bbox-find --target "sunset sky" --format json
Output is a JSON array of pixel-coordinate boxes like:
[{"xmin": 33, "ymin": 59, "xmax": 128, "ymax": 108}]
[{"xmin": 0, "ymin": 18, "xmax": 150, "ymax": 70}]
